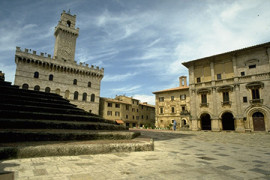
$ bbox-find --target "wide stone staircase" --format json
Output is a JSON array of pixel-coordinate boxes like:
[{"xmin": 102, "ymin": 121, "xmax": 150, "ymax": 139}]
[{"xmin": 0, "ymin": 80, "xmax": 153, "ymax": 159}]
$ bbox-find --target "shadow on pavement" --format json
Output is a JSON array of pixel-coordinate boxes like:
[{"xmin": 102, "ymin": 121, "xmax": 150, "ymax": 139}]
[
  {"xmin": 0, "ymin": 161, "xmax": 18, "ymax": 179},
  {"xmin": 130, "ymin": 129, "xmax": 196, "ymax": 141}
]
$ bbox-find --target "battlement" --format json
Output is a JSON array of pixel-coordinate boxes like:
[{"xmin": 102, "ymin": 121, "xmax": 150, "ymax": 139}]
[{"xmin": 15, "ymin": 46, "xmax": 104, "ymax": 73}]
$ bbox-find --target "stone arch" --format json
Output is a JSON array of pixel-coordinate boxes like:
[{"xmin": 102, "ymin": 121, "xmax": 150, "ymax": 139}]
[
  {"xmin": 45, "ymin": 87, "xmax": 51, "ymax": 93},
  {"xmin": 245, "ymin": 106, "xmax": 269, "ymax": 132},
  {"xmin": 34, "ymin": 85, "xmax": 40, "ymax": 91},
  {"xmin": 22, "ymin": 83, "xmax": 29, "ymax": 90},
  {"xmin": 55, "ymin": 88, "xmax": 60, "ymax": 95},
  {"xmin": 221, "ymin": 112, "xmax": 235, "ymax": 130}
]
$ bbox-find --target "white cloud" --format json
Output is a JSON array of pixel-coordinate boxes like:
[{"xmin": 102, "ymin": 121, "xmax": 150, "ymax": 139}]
[
  {"xmin": 103, "ymin": 72, "xmax": 137, "ymax": 82},
  {"xmin": 111, "ymin": 85, "xmax": 141, "ymax": 94},
  {"xmin": 133, "ymin": 94, "xmax": 155, "ymax": 105}
]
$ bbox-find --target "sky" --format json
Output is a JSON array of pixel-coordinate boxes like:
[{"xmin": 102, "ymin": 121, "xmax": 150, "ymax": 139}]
[{"xmin": 1, "ymin": 0, "xmax": 270, "ymax": 105}]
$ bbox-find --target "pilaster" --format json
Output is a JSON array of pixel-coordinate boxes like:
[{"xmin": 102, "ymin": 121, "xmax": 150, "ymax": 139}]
[
  {"xmin": 235, "ymin": 118, "xmax": 245, "ymax": 132},
  {"xmin": 211, "ymin": 119, "xmax": 221, "ymax": 132}
]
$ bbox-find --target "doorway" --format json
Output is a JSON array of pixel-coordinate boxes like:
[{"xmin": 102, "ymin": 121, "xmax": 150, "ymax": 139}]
[
  {"xmin": 222, "ymin": 112, "xmax": 235, "ymax": 130},
  {"xmin": 252, "ymin": 112, "xmax": 265, "ymax": 131},
  {"xmin": 201, "ymin": 113, "xmax": 211, "ymax": 130}
]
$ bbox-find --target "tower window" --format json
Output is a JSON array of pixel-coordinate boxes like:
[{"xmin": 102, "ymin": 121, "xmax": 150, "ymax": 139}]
[
  {"xmin": 82, "ymin": 93, "xmax": 87, "ymax": 101},
  {"xmin": 217, "ymin": 74, "xmax": 222, "ymax": 80},
  {"xmin": 22, "ymin": 84, "xmax": 29, "ymax": 90},
  {"xmin": 74, "ymin": 91, "xmax": 79, "ymax": 100},
  {"xmin": 45, "ymin": 87, "xmax": 51, "ymax": 93},
  {"xmin": 249, "ymin": 64, "xmax": 256, "ymax": 69},
  {"xmin": 34, "ymin": 85, "xmax": 40, "ymax": 91},
  {"xmin": 73, "ymin": 79, "xmax": 77, "ymax": 85},
  {"xmin": 88, "ymin": 82, "xmax": 91, "ymax": 87},
  {"xmin": 34, "ymin": 72, "xmax": 39, "ymax": 78},
  {"xmin": 91, "ymin": 94, "xmax": 95, "ymax": 102},
  {"xmin": 197, "ymin": 77, "xmax": 201, "ymax": 83},
  {"xmin": 241, "ymin": 72, "xmax": 245, "ymax": 76},
  {"xmin": 49, "ymin": 74, "xmax": 53, "ymax": 81},
  {"xmin": 67, "ymin": 20, "xmax": 71, "ymax": 27}
]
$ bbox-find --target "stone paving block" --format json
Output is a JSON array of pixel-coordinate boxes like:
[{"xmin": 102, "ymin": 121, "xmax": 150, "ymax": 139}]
[{"xmin": 216, "ymin": 165, "xmax": 235, "ymax": 170}]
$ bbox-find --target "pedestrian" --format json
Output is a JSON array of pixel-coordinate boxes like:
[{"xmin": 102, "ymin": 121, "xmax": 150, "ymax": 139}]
[{"xmin": 173, "ymin": 120, "xmax": 177, "ymax": 131}]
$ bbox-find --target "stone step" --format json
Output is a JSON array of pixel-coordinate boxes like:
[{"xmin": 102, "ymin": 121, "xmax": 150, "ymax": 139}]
[
  {"xmin": 0, "ymin": 93, "xmax": 75, "ymax": 107},
  {"xmin": 0, "ymin": 110, "xmax": 115, "ymax": 124},
  {"xmin": 0, "ymin": 118, "xmax": 127, "ymax": 131},
  {"xmin": 0, "ymin": 103, "xmax": 88, "ymax": 116},
  {"xmin": 0, "ymin": 129, "xmax": 140, "ymax": 143}
]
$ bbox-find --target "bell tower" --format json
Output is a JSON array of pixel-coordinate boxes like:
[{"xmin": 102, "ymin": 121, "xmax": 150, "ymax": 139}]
[{"xmin": 53, "ymin": 10, "xmax": 79, "ymax": 62}]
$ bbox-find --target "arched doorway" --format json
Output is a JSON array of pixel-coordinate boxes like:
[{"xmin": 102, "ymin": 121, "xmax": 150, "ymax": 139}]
[
  {"xmin": 201, "ymin": 113, "xmax": 211, "ymax": 130},
  {"xmin": 222, "ymin": 112, "xmax": 235, "ymax": 130},
  {"xmin": 252, "ymin": 112, "xmax": 265, "ymax": 131}
]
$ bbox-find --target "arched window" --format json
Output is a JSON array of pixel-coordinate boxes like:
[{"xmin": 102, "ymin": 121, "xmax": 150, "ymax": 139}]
[
  {"xmin": 88, "ymin": 82, "xmax": 91, "ymax": 87},
  {"xmin": 34, "ymin": 72, "xmax": 39, "ymax": 78},
  {"xmin": 74, "ymin": 91, "xmax": 79, "ymax": 100},
  {"xmin": 22, "ymin": 84, "xmax": 29, "ymax": 90},
  {"xmin": 73, "ymin": 79, "xmax": 77, "ymax": 85},
  {"xmin": 82, "ymin": 93, "xmax": 87, "ymax": 101},
  {"xmin": 67, "ymin": 20, "xmax": 71, "ymax": 27},
  {"xmin": 91, "ymin": 94, "xmax": 95, "ymax": 102},
  {"xmin": 55, "ymin": 88, "xmax": 60, "ymax": 95},
  {"xmin": 49, "ymin": 74, "xmax": 53, "ymax": 81},
  {"xmin": 45, "ymin": 87, "xmax": 51, "ymax": 93},
  {"xmin": 34, "ymin": 85, "xmax": 40, "ymax": 91}
]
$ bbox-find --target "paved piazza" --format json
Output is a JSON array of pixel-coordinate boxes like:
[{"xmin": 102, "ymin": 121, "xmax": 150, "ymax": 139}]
[{"xmin": 1, "ymin": 129, "xmax": 270, "ymax": 180}]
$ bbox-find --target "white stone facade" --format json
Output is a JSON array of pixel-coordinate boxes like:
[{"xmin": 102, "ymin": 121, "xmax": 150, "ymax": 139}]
[{"xmin": 14, "ymin": 10, "xmax": 103, "ymax": 114}]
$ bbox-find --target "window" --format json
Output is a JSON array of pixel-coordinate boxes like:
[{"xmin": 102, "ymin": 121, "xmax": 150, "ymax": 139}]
[
  {"xmin": 141, "ymin": 106, "xmax": 143, "ymax": 109},
  {"xmin": 201, "ymin": 94, "xmax": 207, "ymax": 104},
  {"xmin": 243, "ymin": 96, "xmax": 247, "ymax": 103},
  {"xmin": 126, "ymin": 115, "xmax": 128, "ymax": 119},
  {"xmin": 241, "ymin": 72, "xmax": 245, "ymax": 76},
  {"xmin": 137, "ymin": 109, "xmax": 138, "ymax": 112},
  {"xmin": 182, "ymin": 106, "xmax": 186, "ymax": 111},
  {"xmin": 252, "ymin": 89, "xmax": 260, "ymax": 100},
  {"xmin": 126, "ymin": 105, "xmax": 129, "ymax": 110},
  {"xmin": 82, "ymin": 93, "xmax": 87, "ymax": 101},
  {"xmin": 141, "ymin": 115, "xmax": 144, "ymax": 119},
  {"xmin": 217, "ymin": 74, "xmax": 222, "ymax": 80},
  {"xmin": 115, "ymin": 104, "xmax": 120, "ymax": 108},
  {"xmin": 171, "ymin": 107, "xmax": 175, "ymax": 113},
  {"xmin": 115, "ymin": 112, "xmax": 120, "ymax": 116},
  {"xmin": 159, "ymin": 97, "xmax": 164, "ymax": 102},
  {"xmin": 107, "ymin": 111, "xmax": 112, "ymax": 116},
  {"xmin": 132, "ymin": 108, "xmax": 135, "ymax": 112},
  {"xmin": 45, "ymin": 87, "xmax": 51, "ymax": 93},
  {"xmin": 73, "ymin": 79, "xmax": 77, "ymax": 85},
  {"xmin": 146, "ymin": 115, "xmax": 149, "ymax": 119},
  {"xmin": 34, "ymin": 85, "xmax": 40, "ymax": 91},
  {"xmin": 136, "ymin": 116, "xmax": 139, "ymax": 120},
  {"xmin": 67, "ymin": 20, "xmax": 71, "ymax": 27},
  {"xmin": 91, "ymin": 94, "xmax": 95, "ymax": 102},
  {"xmin": 180, "ymin": 95, "xmax": 186, "ymax": 100},
  {"xmin": 88, "ymin": 82, "xmax": 91, "ymax": 87},
  {"xmin": 133, "ymin": 116, "xmax": 135, "ymax": 120},
  {"xmin": 171, "ymin": 96, "xmax": 174, "ymax": 101},
  {"xmin": 249, "ymin": 64, "xmax": 256, "ymax": 69},
  {"xmin": 160, "ymin": 107, "xmax": 164, "ymax": 114},
  {"xmin": 108, "ymin": 102, "xmax": 112, "ymax": 107},
  {"xmin": 34, "ymin": 72, "xmax": 39, "ymax": 78},
  {"xmin": 49, "ymin": 74, "xmax": 53, "ymax": 81},
  {"xmin": 132, "ymin": 100, "xmax": 135, "ymax": 104},
  {"xmin": 22, "ymin": 84, "xmax": 29, "ymax": 90},
  {"xmin": 137, "ymin": 101, "xmax": 139, "ymax": 105},
  {"xmin": 223, "ymin": 92, "xmax": 229, "ymax": 102},
  {"xmin": 197, "ymin": 77, "xmax": 201, "ymax": 83},
  {"xmin": 74, "ymin": 91, "xmax": 79, "ymax": 100}
]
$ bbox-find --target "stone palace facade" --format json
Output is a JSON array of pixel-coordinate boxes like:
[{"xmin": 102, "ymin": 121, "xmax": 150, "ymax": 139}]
[{"xmin": 14, "ymin": 10, "xmax": 103, "ymax": 114}]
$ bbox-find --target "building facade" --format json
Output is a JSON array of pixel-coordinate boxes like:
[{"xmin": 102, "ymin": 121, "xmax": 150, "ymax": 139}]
[
  {"xmin": 14, "ymin": 11, "xmax": 103, "ymax": 114},
  {"xmin": 99, "ymin": 95, "xmax": 155, "ymax": 128},
  {"xmin": 182, "ymin": 42, "xmax": 270, "ymax": 132},
  {"xmin": 153, "ymin": 76, "xmax": 191, "ymax": 130}
]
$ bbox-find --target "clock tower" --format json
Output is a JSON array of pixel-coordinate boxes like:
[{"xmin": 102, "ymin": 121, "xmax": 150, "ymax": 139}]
[{"xmin": 53, "ymin": 10, "xmax": 79, "ymax": 62}]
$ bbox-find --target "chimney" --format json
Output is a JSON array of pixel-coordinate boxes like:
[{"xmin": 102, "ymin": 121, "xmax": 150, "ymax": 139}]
[{"xmin": 179, "ymin": 76, "xmax": 187, "ymax": 87}]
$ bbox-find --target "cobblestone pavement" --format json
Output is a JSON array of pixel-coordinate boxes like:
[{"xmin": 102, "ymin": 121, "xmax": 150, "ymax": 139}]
[{"xmin": 1, "ymin": 130, "xmax": 270, "ymax": 180}]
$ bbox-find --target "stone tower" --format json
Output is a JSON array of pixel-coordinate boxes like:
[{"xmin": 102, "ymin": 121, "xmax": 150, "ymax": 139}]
[{"xmin": 53, "ymin": 10, "xmax": 79, "ymax": 62}]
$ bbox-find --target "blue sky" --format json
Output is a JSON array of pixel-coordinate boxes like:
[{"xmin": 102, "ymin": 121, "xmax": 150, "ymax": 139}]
[{"xmin": 1, "ymin": 0, "xmax": 270, "ymax": 105}]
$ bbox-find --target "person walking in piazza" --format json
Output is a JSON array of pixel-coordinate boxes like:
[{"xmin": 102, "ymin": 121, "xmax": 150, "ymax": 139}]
[{"xmin": 173, "ymin": 120, "xmax": 177, "ymax": 131}]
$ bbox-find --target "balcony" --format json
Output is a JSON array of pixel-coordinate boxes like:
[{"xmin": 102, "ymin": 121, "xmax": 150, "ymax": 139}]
[
  {"xmin": 180, "ymin": 110, "xmax": 190, "ymax": 115},
  {"xmin": 221, "ymin": 101, "xmax": 231, "ymax": 106},
  {"xmin": 200, "ymin": 103, "xmax": 209, "ymax": 107},
  {"xmin": 249, "ymin": 99, "xmax": 263, "ymax": 104}
]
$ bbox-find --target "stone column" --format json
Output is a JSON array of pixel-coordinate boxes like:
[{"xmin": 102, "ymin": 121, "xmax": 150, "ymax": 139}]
[
  {"xmin": 234, "ymin": 84, "xmax": 245, "ymax": 132},
  {"xmin": 189, "ymin": 65, "xmax": 195, "ymax": 84},
  {"xmin": 190, "ymin": 88, "xmax": 199, "ymax": 131},
  {"xmin": 211, "ymin": 119, "xmax": 221, "ymax": 131}
]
